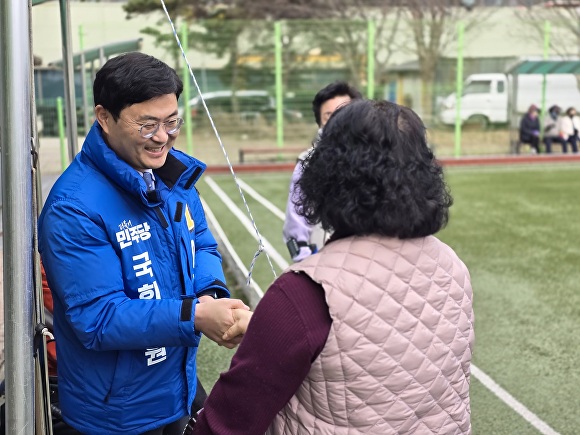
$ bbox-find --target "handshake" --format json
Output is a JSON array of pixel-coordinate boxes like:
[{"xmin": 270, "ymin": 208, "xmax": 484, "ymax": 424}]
[{"xmin": 195, "ymin": 296, "xmax": 253, "ymax": 349}]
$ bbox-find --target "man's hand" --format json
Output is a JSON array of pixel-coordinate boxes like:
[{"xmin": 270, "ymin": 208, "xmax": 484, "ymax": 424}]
[
  {"xmin": 197, "ymin": 295, "xmax": 215, "ymax": 304},
  {"xmin": 194, "ymin": 298, "xmax": 249, "ymax": 349},
  {"xmin": 222, "ymin": 309, "xmax": 253, "ymax": 342}
]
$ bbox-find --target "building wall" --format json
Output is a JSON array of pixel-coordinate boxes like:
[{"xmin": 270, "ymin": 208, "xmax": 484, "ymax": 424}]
[{"xmin": 31, "ymin": 2, "xmax": 225, "ymax": 69}]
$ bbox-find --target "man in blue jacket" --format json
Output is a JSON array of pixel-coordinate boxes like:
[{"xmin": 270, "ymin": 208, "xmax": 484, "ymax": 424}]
[{"xmin": 38, "ymin": 52, "xmax": 249, "ymax": 435}]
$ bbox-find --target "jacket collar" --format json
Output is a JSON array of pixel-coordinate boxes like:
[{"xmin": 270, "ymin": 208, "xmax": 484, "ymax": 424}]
[{"xmin": 81, "ymin": 121, "xmax": 206, "ymax": 200}]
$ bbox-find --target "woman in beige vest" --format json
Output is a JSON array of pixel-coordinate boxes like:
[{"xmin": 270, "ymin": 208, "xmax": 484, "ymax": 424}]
[{"xmin": 190, "ymin": 100, "xmax": 474, "ymax": 435}]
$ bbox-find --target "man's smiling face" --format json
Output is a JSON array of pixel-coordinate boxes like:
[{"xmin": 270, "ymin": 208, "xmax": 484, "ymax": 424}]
[{"xmin": 95, "ymin": 93, "xmax": 180, "ymax": 172}]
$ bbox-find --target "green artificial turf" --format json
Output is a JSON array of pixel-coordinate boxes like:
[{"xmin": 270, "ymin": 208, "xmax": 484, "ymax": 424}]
[
  {"xmin": 197, "ymin": 164, "xmax": 580, "ymax": 434},
  {"xmin": 440, "ymin": 165, "xmax": 580, "ymax": 434},
  {"xmin": 196, "ymin": 265, "xmax": 248, "ymax": 391},
  {"xmin": 196, "ymin": 337, "xmax": 236, "ymax": 391}
]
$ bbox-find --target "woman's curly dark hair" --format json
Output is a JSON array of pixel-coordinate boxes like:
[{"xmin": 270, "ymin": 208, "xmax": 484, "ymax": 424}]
[{"xmin": 295, "ymin": 99, "xmax": 453, "ymax": 239}]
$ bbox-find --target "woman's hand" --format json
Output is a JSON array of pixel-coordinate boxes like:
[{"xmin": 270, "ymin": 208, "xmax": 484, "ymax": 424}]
[
  {"xmin": 222, "ymin": 308, "xmax": 253, "ymax": 342},
  {"xmin": 195, "ymin": 299, "xmax": 250, "ymax": 349}
]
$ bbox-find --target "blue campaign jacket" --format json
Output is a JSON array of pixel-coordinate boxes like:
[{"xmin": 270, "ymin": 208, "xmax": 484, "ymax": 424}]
[{"xmin": 38, "ymin": 123, "xmax": 229, "ymax": 434}]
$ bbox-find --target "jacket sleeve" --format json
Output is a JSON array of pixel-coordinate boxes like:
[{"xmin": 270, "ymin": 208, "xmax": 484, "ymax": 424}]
[
  {"xmin": 189, "ymin": 191, "xmax": 229, "ymax": 299},
  {"xmin": 39, "ymin": 200, "xmax": 200, "ymax": 351},
  {"xmin": 282, "ymin": 161, "xmax": 314, "ymax": 261},
  {"xmin": 192, "ymin": 272, "xmax": 331, "ymax": 434},
  {"xmin": 543, "ymin": 115, "xmax": 555, "ymax": 133}
]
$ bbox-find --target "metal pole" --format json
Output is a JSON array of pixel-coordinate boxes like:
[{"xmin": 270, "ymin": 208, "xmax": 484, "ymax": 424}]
[
  {"xmin": 79, "ymin": 24, "xmax": 90, "ymax": 135},
  {"xmin": 57, "ymin": 97, "xmax": 68, "ymax": 172},
  {"xmin": 99, "ymin": 47, "xmax": 105, "ymax": 67},
  {"xmin": 454, "ymin": 20, "xmax": 465, "ymax": 158},
  {"xmin": 181, "ymin": 23, "xmax": 193, "ymax": 155},
  {"xmin": 59, "ymin": 0, "xmax": 78, "ymax": 161},
  {"xmin": 508, "ymin": 73, "xmax": 519, "ymax": 153},
  {"xmin": 0, "ymin": 0, "xmax": 36, "ymax": 433},
  {"xmin": 366, "ymin": 20, "xmax": 376, "ymax": 100},
  {"xmin": 274, "ymin": 21, "xmax": 284, "ymax": 148},
  {"xmin": 539, "ymin": 20, "xmax": 550, "ymax": 143}
]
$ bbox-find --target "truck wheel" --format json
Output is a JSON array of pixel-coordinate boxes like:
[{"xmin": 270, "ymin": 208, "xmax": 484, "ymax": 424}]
[{"xmin": 465, "ymin": 115, "xmax": 489, "ymax": 130}]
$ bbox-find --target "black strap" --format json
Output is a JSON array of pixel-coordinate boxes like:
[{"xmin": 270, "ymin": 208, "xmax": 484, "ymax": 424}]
[
  {"xmin": 174, "ymin": 202, "xmax": 184, "ymax": 222},
  {"xmin": 286, "ymin": 238, "xmax": 310, "ymax": 258},
  {"xmin": 154, "ymin": 206, "xmax": 169, "ymax": 229},
  {"xmin": 180, "ymin": 299, "xmax": 193, "ymax": 321}
]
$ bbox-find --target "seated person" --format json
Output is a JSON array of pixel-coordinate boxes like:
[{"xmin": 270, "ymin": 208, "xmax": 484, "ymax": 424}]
[
  {"xmin": 543, "ymin": 105, "xmax": 567, "ymax": 153},
  {"xmin": 560, "ymin": 106, "xmax": 580, "ymax": 153},
  {"xmin": 188, "ymin": 100, "xmax": 475, "ymax": 434},
  {"xmin": 519, "ymin": 104, "xmax": 541, "ymax": 153}
]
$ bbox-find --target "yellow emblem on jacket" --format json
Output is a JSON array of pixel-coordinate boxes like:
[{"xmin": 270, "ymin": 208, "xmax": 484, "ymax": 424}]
[{"xmin": 185, "ymin": 204, "xmax": 195, "ymax": 232}]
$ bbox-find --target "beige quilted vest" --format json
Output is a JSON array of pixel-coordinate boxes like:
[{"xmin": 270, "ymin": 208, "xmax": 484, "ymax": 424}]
[{"xmin": 267, "ymin": 235, "xmax": 474, "ymax": 435}]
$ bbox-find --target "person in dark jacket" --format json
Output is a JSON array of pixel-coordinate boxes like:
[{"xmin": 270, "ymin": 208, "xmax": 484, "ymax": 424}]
[
  {"xmin": 519, "ymin": 104, "xmax": 541, "ymax": 154},
  {"xmin": 38, "ymin": 52, "xmax": 249, "ymax": 435}
]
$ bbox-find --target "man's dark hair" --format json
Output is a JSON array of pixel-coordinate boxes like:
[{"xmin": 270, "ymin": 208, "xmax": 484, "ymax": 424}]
[
  {"xmin": 312, "ymin": 81, "xmax": 362, "ymax": 126},
  {"xmin": 296, "ymin": 99, "xmax": 452, "ymax": 240},
  {"xmin": 93, "ymin": 52, "xmax": 183, "ymax": 120}
]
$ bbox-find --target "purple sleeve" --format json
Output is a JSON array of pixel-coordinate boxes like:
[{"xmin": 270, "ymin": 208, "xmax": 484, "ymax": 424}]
[
  {"xmin": 192, "ymin": 272, "xmax": 331, "ymax": 435},
  {"xmin": 282, "ymin": 162, "xmax": 313, "ymax": 261}
]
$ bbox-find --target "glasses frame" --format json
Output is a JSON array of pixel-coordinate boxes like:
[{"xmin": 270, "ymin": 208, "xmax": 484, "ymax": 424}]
[
  {"xmin": 122, "ymin": 117, "xmax": 184, "ymax": 139},
  {"xmin": 139, "ymin": 117, "xmax": 184, "ymax": 139}
]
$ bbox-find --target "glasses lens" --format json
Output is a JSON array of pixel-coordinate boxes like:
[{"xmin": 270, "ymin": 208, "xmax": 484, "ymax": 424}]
[
  {"xmin": 140, "ymin": 123, "xmax": 159, "ymax": 139},
  {"xmin": 138, "ymin": 118, "xmax": 183, "ymax": 138},
  {"xmin": 166, "ymin": 118, "xmax": 184, "ymax": 135}
]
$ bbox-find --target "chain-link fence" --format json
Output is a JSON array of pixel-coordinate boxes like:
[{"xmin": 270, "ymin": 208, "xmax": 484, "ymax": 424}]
[{"xmin": 33, "ymin": 3, "xmax": 580, "ymax": 157}]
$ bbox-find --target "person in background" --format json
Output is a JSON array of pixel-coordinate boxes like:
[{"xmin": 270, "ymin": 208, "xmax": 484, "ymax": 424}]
[
  {"xmin": 542, "ymin": 105, "xmax": 568, "ymax": 153},
  {"xmin": 559, "ymin": 106, "xmax": 580, "ymax": 153},
  {"xmin": 519, "ymin": 104, "xmax": 541, "ymax": 154},
  {"xmin": 282, "ymin": 81, "xmax": 362, "ymax": 262},
  {"xmin": 38, "ymin": 52, "xmax": 249, "ymax": 435},
  {"xmin": 190, "ymin": 100, "xmax": 475, "ymax": 434}
]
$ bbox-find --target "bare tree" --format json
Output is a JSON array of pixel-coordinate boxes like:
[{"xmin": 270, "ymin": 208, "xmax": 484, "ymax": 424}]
[
  {"xmin": 238, "ymin": 0, "xmax": 403, "ymax": 91},
  {"xmin": 124, "ymin": 0, "xmax": 266, "ymax": 115},
  {"xmin": 511, "ymin": 0, "xmax": 580, "ymax": 57},
  {"xmin": 120, "ymin": 0, "xmax": 403, "ymax": 118},
  {"xmin": 122, "ymin": 0, "xmax": 496, "ymax": 118},
  {"xmin": 391, "ymin": 0, "xmax": 497, "ymax": 120}
]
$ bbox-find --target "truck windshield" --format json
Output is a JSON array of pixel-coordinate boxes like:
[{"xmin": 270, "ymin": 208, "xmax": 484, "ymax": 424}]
[{"xmin": 463, "ymin": 80, "xmax": 492, "ymax": 95}]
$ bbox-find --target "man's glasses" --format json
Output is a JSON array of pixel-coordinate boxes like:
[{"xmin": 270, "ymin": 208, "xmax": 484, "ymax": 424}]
[{"xmin": 123, "ymin": 117, "xmax": 184, "ymax": 139}]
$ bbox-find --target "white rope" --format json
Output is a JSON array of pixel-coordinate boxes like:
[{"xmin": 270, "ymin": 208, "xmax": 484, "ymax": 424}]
[{"xmin": 159, "ymin": 1, "xmax": 278, "ymax": 284}]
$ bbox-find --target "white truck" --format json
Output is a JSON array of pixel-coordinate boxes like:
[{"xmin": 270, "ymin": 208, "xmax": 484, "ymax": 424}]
[{"xmin": 438, "ymin": 73, "xmax": 580, "ymax": 128}]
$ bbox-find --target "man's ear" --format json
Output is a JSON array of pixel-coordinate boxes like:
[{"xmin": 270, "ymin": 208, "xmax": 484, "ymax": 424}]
[{"xmin": 94, "ymin": 105, "xmax": 110, "ymax": 133}]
